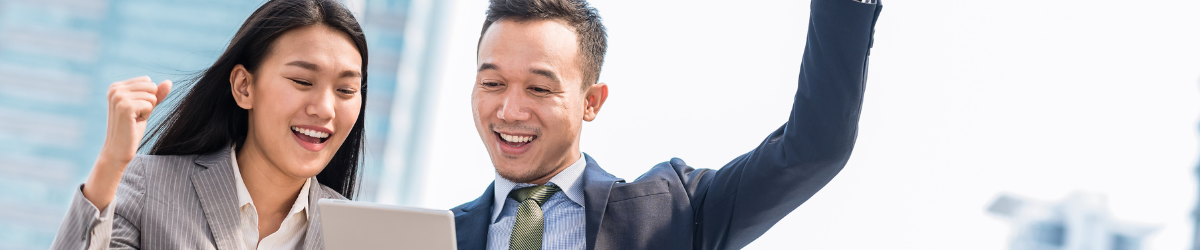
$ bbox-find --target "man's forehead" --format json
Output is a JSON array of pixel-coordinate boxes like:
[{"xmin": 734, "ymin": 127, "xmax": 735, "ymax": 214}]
[
  {"xmin": 478, "ymin": 19, "xmax": 582, "ymax": 79},
  {"xmin": 480, "ymin": 20, "xmax": 578, "ymax": 57}
]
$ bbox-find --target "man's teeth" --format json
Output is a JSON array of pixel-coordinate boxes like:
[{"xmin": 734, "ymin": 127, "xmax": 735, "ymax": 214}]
[
  {"xmin": 292, "ymin": 126, "xmax": 330, "ymax": 139},
  {"xmin": 499, "ymin": 133, "xmax": 533, "ymax": 143}
]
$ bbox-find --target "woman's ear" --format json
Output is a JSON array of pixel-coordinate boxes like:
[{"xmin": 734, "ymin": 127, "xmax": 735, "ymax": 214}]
[
  {"xmin": 230, "ymin": 64, "xmax": 254, "ymax": 110},
  {"xmin": 582, "ymin": 82, "xmax": 608, "ymax": 122}
]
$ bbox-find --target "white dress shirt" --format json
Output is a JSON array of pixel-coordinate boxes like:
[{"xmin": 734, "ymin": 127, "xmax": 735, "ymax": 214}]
[
  {"xmin": 488, "ymin": 153, "xmax": 588, "ymax": 250},
  {"xmin": 230, "ymin": 147, "xmax": 311, "ymax": 250},
  {"xmin": 87, "ymin": 147, "xmax": 312, "ymax": 250},
  {"xmin": 490, "ymin": 152, "xmax": 587, "ymax": 222}
]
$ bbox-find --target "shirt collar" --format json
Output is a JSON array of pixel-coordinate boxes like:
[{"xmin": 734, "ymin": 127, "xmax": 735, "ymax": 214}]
[
  {"xmin": 492, "ymin": 152, "xmax": 587, "ymax": 221},
  {"xmin": 230, "ymin": 146, "xmax": 311, "ymax": 215}
]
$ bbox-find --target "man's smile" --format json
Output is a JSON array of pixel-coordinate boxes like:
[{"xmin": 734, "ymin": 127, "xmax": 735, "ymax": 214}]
[{"xmin": 495, "ymin": 130, "xmax": 538, "ymax": 155}]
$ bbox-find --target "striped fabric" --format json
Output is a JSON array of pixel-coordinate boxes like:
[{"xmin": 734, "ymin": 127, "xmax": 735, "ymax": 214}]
[
  {"xmin": 230, "ymin": 148, "xmax": 312, "ymax": 250},
  {"xmin": 488, "ymin": 188, "xmax": 586, "ymax": 250},
  {"xmin": 507, "ymin": 185, "xmax": 561, "ymax": 250},
  {"xmin": 49, "ymin": 146, "xmax": 346, "ymax": 249},
  {"xmin": 488, "ymin": 154, "xmax": 588, "ymax": 250}
]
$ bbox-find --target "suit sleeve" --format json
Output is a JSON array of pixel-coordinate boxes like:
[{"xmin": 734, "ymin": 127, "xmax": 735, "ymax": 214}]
[
  {"xmin": 689, "ymin": 0, "xmax": 882, "ymax": 249},
  {"xmin": 51, "ymin": 164, "xmax": 145, "ymax": 250}
]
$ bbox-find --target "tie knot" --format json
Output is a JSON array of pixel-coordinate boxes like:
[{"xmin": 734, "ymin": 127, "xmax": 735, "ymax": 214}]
[{"xmin": 508, "ymin": 185, "xmax": 561, "ymax": 206}]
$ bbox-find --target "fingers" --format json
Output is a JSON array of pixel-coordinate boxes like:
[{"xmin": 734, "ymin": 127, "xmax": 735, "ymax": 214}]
[
  {"xmin": 156, "ymin": 80, "xmax": 173, "ymax": 105},
  {"xmin": 123, "ymin": 92, "xmax": 158, "ymax": 121},
  {"xmin": 107, "ymin": 77, "xmax": 171, "ymax": 122},
  {"xmin": 109, "ymin": 76, "xmax": 169, "ymax": 107}
]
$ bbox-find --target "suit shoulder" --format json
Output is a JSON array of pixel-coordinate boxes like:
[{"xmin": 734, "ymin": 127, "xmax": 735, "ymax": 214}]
[
  {"xmin": 450, "ymin": 187, "xmax": 493, "ymax": 215},
  {"xmin": 312, "ymin": 181, "xmax": 347, "ymax": 200},
  {"xmin": 637, "ymin": 157, "xmax": 715, "ymax": 183},
  {"xmin": 450, "ymin": 197, "xmax": 481, "ymax": 214},
  {"xmin": 110, "ymin": 154, "xmax": 203, "ymax": 224},
  {"xmin": 450, "ymin": 202, "xmax": 468, "ymax": 213},
  {"xmin": 120, "ymin": 154, "xmax": 202, "ymax": 190},
  {"xmin": 127, "ymin": 154, "xmax": 204, "ymax": 176}
]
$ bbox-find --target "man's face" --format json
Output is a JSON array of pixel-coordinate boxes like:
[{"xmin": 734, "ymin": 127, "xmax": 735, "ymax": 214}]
[{"xmin": 473, "ymin": 18, "xmax": 595, "ymax": 183}]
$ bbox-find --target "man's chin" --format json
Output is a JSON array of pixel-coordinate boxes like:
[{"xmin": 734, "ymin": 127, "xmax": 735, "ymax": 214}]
[{"xmin": 494, "ymin": 165, "xmax": 548, "ymax": 184}]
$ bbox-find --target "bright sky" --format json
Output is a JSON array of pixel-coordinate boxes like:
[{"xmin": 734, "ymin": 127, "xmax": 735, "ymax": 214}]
[{"xmin": 418, "ymin": 0, "xmax": 1200, "ymax": 249}]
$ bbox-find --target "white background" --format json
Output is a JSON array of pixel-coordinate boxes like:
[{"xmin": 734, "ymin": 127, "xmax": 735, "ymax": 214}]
[{"xmin": 417, "ymin": 0, "xmax": 1200, "ymax": 249}]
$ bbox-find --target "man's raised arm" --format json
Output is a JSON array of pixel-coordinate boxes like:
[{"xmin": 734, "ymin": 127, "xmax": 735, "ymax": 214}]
[{"xmin": 688, "ymin": 0, "xmax": 882, "ymax": 248}]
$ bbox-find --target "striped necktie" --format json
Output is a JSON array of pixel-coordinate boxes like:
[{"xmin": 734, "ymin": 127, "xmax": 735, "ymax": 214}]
[{"xmin": 507, "ymin": 185, "xmax": 561, "ymax": 250}]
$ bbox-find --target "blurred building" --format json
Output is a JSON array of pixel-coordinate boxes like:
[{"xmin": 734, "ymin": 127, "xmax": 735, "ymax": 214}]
[
  {"xmin": 988, "ymin": 192, "xmax": 1157, "ymax": 250},
  {"xmin": 0, "ymin": 0, "xmax": 448, "ymax": 248},
  {"xmin": 1194, "ymin": 123, "xmax": 1200, "ymax": 250}
]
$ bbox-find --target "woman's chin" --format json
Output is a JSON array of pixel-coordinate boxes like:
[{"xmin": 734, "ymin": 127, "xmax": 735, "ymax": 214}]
[
  {"xmin": 278, "ymin": 155, "xmax": 330, "ymax": 179},
  {"xmin": 281, "ymin": 164, "xmax": 326, "ymax": 179}
]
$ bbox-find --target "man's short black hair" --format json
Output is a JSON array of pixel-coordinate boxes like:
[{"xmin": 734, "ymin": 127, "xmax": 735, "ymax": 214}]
[{"xmin": 480, "ymin": 0, "xmax": 607, "ymax": 89}]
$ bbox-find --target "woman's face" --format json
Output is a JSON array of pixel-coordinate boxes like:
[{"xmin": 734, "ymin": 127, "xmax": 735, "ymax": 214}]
[{"xmin": 233, "ymin": 24, "xmax": 363, "ymax": 179}]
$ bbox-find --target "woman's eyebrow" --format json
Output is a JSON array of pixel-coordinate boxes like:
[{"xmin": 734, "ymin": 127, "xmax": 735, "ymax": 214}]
[
  {"xmin": 286, "ymin": 60, "xmax": 360, "ymax": 78},
  {"xmin": 339, "ymin": 70, "xmax": 361, "ymax": 78},
  {"xmin": 286, "ymin": 60, "xmax": 319, "ymax": 71}
]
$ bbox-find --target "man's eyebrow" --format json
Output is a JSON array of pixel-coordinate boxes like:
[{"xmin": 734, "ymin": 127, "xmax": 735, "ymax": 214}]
[
  {"xmin": 477, "ymin": 63, "xmax": 559, "ymax": 83},
  {"xmin": 530, "ymin": 69, "xmax": 560, "ymax": 83},
  {"xmin": 479, "ymin": 63, "xmax": 498, "ymax": 72},
  {"xmin": 285, "ymin": 60, "xmax": 319, "ymax": 71}
]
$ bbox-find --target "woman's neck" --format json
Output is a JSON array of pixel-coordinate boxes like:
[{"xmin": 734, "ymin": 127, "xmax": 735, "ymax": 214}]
[{"xmin": 235, "ymin": 139, "xmax": 308, "ymax": 239}]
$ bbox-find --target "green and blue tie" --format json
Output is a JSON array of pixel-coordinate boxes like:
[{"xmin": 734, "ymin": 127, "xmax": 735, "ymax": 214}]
[{"xmin": 507, "ymin": 185, "xmax": 561, "ymax": 250}]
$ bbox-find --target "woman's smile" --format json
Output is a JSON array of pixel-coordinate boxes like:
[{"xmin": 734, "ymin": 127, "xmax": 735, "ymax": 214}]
[{"xmin": 291, "ymin": 125, "xmax": 332, "ymax": 151}]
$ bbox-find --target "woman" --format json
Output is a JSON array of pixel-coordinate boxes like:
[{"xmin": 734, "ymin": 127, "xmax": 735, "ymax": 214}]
[{"xmin": 51, "ymin": 0, "xmax": 368, "ymax": 249}]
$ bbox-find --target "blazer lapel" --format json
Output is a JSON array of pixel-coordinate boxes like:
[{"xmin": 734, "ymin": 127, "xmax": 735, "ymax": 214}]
[
  {"xmin": 303, "ymin": 178, "xmax": 345, "ymax": 249},
  {"xmin": 454, "ymin": 183, "xmax": 494, "ymax": 250},
  {"xmin": 581, "ymin": 154, "xmax": 623, "ymax": 250},
  {"xmin": 190, "ymin": 146, "xmax": 241, "ymax": 250}
]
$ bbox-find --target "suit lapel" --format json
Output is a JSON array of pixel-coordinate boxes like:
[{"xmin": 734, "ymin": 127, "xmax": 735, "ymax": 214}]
[
  {"xmin": 190, "ymin": 147, "xmax": 241, "ymax": 250},
  {"xmin": 303, "ymin": 178, "xmax": 345, "ymax": 249},
  {"xmin": 455, "ymin": 183, "xmax": 494, "ymax": 250},
  {"xmin": 581, "ymin": 154, "xmax": 623, "ymax": 250}
]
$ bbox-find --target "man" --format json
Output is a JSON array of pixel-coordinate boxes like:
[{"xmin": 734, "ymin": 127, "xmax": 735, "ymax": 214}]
[{"xmin": 452, "ymin": 0, "xmax": 882, "ymax": 249}]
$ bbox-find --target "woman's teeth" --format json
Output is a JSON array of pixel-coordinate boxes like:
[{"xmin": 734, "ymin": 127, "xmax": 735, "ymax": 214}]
[
  {"xmin": 292, "ymin": 126, "xmax": 330, "ymax": 139},
  {"xmin": 499, "ymin": 133, "xmax": 533, "ymax": 143}
]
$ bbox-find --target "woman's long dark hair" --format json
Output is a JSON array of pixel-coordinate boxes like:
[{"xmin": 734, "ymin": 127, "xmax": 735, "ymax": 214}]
[{"xmin": 142, "ymin": 0, "xmax": 368, "ymax": 198}]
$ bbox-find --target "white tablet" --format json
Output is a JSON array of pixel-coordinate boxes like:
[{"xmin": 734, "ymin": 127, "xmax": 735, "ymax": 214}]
[{"xmin": 318, "ymin": 199, "xmax": 457, "ymax": 250}]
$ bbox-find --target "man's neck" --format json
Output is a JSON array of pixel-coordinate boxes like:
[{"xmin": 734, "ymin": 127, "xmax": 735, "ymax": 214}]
[{"xmin": 524, "ymin": 151, "xmax": 582, "ymax": 185}]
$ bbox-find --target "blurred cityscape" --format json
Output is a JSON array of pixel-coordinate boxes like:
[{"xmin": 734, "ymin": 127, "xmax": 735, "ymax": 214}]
[
  {"xmin": 989, "ymin": 192, "xmax": 1158, "ymax": 250},
  {"xmin": 0, "ymin": 0, "xmax": 449, "ymax": 248}
]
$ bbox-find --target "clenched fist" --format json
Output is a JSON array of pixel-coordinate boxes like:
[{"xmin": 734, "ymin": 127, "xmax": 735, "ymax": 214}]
[{"xmin": 83, "ymin": 76, "xmax": 172, "ymax": 211}]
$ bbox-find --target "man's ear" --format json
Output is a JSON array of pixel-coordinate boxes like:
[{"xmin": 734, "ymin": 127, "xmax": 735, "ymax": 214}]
[
  {"xmin": 582, "ymin": 83, "xmax": 608, "ymax": 121},
  {"xmin": 230, "ymin": 64, "xmax": 254, "ymax": 110}
]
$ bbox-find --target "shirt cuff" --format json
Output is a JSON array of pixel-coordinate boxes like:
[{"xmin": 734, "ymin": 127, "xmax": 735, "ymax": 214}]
[{"xmin": 85, "ymin": 187, "xmax": 115, "ymax": 250}]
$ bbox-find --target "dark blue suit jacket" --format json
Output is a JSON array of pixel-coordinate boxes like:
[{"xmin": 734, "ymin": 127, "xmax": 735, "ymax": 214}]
[{"xmin": 451, "ymin": 0, "xmax": 882, "ymax": 249}]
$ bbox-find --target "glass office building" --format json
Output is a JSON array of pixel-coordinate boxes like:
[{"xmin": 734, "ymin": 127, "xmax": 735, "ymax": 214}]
[
  {"xmin": 989, "ymin": 193, "xmax": 1157, "ymax": 250},
  {"xmin": 0, "ymin": 0, "xmax": 448, "ymax": 248}
]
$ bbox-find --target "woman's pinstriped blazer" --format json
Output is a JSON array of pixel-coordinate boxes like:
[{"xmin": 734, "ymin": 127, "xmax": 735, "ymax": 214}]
[{"xmin": 51, "ymin": 146, "xmax": 347, "ymax": 249}]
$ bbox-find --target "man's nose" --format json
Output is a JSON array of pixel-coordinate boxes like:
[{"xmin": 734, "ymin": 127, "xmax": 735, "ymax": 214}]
[{"xmin": 496, "ymin": 91, "xmax": 531, "ymax": 122}]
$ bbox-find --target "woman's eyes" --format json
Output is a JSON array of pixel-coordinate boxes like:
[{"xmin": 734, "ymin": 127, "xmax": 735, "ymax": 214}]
[
  {"xmin": 291, "ymin": 78, "xmax": 313, "ymax": 86},
  {"xmin": 291, "ymin": 78, "xmax": 357, "ymax": 95}
]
